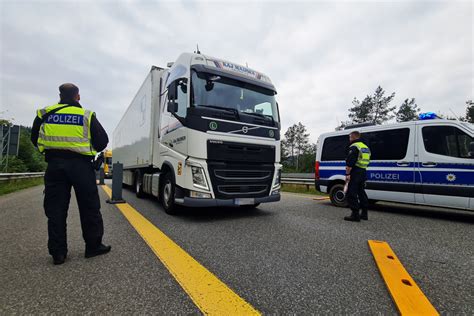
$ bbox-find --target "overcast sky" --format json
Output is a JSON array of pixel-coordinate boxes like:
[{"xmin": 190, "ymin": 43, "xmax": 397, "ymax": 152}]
[{"xmin": 1, "ymin": 0, "xmax": 472, "ymax": 144}]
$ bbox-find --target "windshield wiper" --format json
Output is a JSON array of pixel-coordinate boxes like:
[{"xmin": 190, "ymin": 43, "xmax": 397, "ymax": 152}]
[
  {"xmin": 241, "ymin": 111, "xmax": 275, "ymax": 125},
  {"xmin": 196, "ymin": 104, "xmax": 240, "ymax": 118}
]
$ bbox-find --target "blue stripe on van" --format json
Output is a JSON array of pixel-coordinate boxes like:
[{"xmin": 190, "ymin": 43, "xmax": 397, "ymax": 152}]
[
  {"xmin": 320, "ymin": 165, "xmax": 474, "ymax": 185},
  {"xmin": 320, "ymin": 161, "xmax": 474, "ymax": 170}
]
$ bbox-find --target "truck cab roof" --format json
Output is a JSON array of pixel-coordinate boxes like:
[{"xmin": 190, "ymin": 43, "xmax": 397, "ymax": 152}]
[{"xmin": 166, "ymin": 52, "xmax": 276, "ymax": 92}]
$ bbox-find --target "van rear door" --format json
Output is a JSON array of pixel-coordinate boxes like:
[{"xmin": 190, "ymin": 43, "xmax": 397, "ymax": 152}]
[{"xmin": 417, "ymin": 122, "xmax": 474, "ymax": 210}]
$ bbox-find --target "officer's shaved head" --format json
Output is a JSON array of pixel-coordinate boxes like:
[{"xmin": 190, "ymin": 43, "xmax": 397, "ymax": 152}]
[
  {"xmin": 349, "ymin": 131, "xmax": 361, "ymax": 142},
  {"xmin": 59, "ymin": 83, "xmax": 80, "ymax": 101},
  {"xmin": 350, "ymin": 131, "xmax": 361, "ymax": 138}
]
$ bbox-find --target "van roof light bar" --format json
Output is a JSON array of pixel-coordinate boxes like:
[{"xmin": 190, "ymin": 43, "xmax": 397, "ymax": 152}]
[{"xmin": 419, "ymin": 112, "xmax": 439, "ymax": 120}]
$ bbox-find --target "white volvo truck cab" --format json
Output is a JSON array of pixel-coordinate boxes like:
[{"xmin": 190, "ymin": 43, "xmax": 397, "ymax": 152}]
[{"xmin": 113, "ymin": 53, "xmax": 282, "ymax": 214}]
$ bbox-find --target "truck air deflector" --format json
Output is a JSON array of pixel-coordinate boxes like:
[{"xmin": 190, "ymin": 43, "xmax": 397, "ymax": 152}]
[{"xmin": 191, "ymin": 64, "xmax": 276, "ymax": 92}]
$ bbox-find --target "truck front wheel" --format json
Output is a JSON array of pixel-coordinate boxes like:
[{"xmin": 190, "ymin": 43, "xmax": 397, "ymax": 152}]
[{"xmin": 161, "ymin": 173, "xmax": 178, "ymax": 215}]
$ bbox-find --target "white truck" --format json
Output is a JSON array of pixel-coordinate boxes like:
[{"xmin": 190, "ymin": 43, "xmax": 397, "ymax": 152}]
[{"xmin": 113, "ymin": 52, "xmax": 282, "ymax": 214}]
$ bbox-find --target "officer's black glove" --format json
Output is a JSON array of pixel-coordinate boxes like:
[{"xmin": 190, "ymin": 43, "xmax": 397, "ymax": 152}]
[{"xmin": 93, "ymin": 152, "xmax": 105, "ymax": 171}]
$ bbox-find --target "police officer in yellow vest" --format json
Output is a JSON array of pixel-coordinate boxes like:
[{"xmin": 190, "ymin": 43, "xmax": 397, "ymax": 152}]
[
  {"xmin": 344, "ymin": 131, "xmax": 371, "ymax": 222},
  {"xmin": 31, "ymin": 83, "xmax": 111, "ymax": 265}
]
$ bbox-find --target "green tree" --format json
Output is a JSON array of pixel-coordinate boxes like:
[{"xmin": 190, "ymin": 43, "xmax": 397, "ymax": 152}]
[
  {"xmin": 396, "ymin": 98, "xmax": 420, "ymax": 122},
  {"xmin": 348, "ymin": 96, "xmax": 372, "ymax": 123},
  {"xmin": 372, "ymin": 86, "xmax": 396, "ymax": 124},
  {"xmin": 17, "ymin": 127, "xmax": 46, "ymax": 172},
  {"xmin": 299, "ymin": 143, "xmax": 317, "ymax": 173},
  {"xmin": 282, "ymin": 122, "xmax": 312, "ymax": 171},
  {"xmin": 347, "ymin": 86, "xmax": 396, "ymax": 124},
  {"xmin": 466, "ymin": 100, "xmax": 474, "ymax": 123},
  {"xmin": 294, "ymin": 122, "xmax": 310, "ymax": 170},
  {"xmin": 3, "ymin": 155, "xmax": 28, "ymax": 172},
  {"xmin": 284, "ymin": 125, "xmax": 297, "ymax": 168}
]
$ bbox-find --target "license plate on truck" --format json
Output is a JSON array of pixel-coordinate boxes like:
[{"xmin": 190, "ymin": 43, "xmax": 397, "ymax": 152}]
[{"xmin": 234, "ymin": 198, "xmax": 255, "ymax": 205}]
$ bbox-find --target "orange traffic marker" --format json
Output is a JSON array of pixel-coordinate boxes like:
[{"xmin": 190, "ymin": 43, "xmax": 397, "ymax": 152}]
[
  {"xmin": 313, "ymin": 196, "xmax": 330, "ymax": 201},
  {"xmin": 368, "ymin": 240, "xmax": 438, "ymax": 315}
]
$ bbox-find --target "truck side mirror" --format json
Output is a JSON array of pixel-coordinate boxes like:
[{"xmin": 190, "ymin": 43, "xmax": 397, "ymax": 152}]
[
  {"xmin": 167, "ymin": 101, "xmax": 178, "ymax": 113},
  {"xmin": 469, "ymin": 141, "xmax": 474, "ymax": 158},
  {"xmin": 168, "ymin": 81, "xmax": 177, "ymax": 100}
]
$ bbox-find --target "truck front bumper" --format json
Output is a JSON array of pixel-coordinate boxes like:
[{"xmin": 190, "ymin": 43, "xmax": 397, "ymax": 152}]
[{"xmin": 175, "ymin": 193, "xmax": 281, "ymax": 208}]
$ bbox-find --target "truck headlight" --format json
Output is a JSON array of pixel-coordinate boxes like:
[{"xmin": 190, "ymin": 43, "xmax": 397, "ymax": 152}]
[
  {"xmin": 191, "ymin": 166, "xmax": 209, "ymax": 190},
  {"xmin": 274, "ymin": 169, "xmax": 281, "ymax": 187}
]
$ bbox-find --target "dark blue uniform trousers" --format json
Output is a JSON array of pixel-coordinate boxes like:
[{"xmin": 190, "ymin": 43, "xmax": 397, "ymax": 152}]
[
  {"xmin": 43, "ymin": 157, "xmax": 103, "ymax": 256},
  {"xmin": 347, "ymin": 167, "xmax": 369, "ymax": 212}
]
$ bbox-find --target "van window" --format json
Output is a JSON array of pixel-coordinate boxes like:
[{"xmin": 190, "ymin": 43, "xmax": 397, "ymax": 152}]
[
  {"xmin": 321, "ymin": 135, "xmax": 349, "ymax": 161},
  {"xmin": 422, "ymin": 126, "xmax": 473, "ymax": 158},
  {"xmin": 364, "ymin": 128, "xmax": 410, "ymax": 160}
]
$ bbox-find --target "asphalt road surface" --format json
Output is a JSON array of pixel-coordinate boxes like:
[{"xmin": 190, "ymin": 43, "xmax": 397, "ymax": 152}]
[{"xmin": 1, "ymin": 184, "xmax": 473, "ymax": 314}]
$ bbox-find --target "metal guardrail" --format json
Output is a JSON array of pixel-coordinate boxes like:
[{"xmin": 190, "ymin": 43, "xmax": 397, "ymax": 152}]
[
  {"xmin": 0, "ymin": 172, "xmax": 44, "ymax": 181},
  {"xmin": 281, "ymin": 173, "xmax": 314, "ymax": 186},
  {"xmin": 0, "ymin": 172, "xmax": 314, "ymax": 185}
]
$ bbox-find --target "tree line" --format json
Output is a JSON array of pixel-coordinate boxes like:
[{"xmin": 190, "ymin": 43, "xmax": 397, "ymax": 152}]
[{"xmin": 339, "ymin": 85, "xmax": 473, "ymax": 128}]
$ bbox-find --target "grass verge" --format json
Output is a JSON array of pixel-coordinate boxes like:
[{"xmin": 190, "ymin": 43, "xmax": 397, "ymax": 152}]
[
  {"xmin": 0, "ymin": 177, "xmax": 44, "ymax": 196},
  {"xmin": 281, "ymin": 183, "xmax": 327, "ymax": 196}
]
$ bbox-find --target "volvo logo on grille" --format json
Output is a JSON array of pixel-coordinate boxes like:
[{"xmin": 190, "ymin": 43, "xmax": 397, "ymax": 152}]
[{"xmin": 242, "ymin": 126, "xmax": 249, "ymax": 134}]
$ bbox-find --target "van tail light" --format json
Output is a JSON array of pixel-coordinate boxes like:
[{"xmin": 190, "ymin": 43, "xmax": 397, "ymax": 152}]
[{"xmin": 315, "ymin": 161, "xmax": 320, "ymax": 180}]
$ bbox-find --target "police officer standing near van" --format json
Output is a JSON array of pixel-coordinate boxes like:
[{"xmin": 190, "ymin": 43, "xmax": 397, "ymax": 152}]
[
  {"xmin": 31, "ymin": 83, "xmax": 111, "ymax": 265},
  {"xmin": 344, "ymin": 131, "xmax": 371, "ymax": 222}
]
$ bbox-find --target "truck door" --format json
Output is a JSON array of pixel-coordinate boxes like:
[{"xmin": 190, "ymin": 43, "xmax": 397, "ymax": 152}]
[
  {"xmin": 364, "ymin": 126, "xmax": 415, "ymax": 204},
  {"xmin": 161, "ymin": 79, "xmax": 188, "ymax": 155},
  {"xmin": 417, "ymin": 123, "xmax": 473, "ymax": 210}
]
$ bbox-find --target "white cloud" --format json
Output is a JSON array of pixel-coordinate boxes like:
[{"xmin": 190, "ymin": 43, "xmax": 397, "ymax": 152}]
[{"xmin": 1, "ymin": 0, "xmax": 472, "ymax": 144}]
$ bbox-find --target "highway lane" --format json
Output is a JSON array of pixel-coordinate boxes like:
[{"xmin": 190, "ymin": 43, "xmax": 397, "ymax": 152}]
[
  {"xmin": 113, "ymin": 187, "xmax": 474, "ymax": 314},
  {"xmin": 1, "ymin": 184, "xmax": 473, "ymax": 314},
  {"xmin": 0, "ymin": 186, "xmax": 197, "ymax": 314}
]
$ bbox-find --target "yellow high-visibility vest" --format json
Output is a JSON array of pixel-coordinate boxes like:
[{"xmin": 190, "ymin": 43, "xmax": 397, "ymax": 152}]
[
  {"xmin": 351, "ymin": 141, "xmax": 371, "ymax": 169},
  {"xmin": 36, "ymin": 104, "xmax": 96, "ymax": 156}
]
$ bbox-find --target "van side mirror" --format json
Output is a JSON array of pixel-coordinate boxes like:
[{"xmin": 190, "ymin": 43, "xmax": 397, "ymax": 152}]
[{"xmin": 469, "ymin": 141, "xmax": 474, "ymax": 158}]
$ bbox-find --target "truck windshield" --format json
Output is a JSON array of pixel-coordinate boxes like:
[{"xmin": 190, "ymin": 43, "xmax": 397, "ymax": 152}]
[{"xmin": 191, "ymin": 70, "xmax": 279, "ymax": 123}]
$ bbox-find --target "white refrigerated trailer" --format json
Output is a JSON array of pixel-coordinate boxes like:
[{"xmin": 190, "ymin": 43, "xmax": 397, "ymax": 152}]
[{"xmin": 113, "ymin": 52, "xmax": 282, "ymax": 214}]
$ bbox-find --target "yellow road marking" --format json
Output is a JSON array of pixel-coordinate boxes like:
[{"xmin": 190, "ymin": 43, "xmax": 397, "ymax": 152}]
[
  {"xmin": 101, "ymin": 185, "xmax": 260, "ymax": 315},
  {"xmin": 368, "ymin": 240, "xmax": 439, "ymax": 316}
]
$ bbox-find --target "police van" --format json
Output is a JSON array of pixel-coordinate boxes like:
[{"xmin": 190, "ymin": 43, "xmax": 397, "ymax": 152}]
[{"xmin": 315, "ymin": 116, "xmax": 474, "ymax": 211}]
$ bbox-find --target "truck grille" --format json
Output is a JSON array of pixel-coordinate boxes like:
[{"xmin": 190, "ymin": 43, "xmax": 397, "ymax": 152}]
[
  {"xmin": 207, "ymin": 140, "xmax": 275, "ymax": 199},
  {"xmin": 218, "ymin": 184, "xmax": 268, "ymax": 196},
  {"xmin": 214, "ymin": 169, "xmax": 272, "ymax": 181},
  {"xmin": 208, "ymin": 162, "xmax": 274, "ymax": 199}
]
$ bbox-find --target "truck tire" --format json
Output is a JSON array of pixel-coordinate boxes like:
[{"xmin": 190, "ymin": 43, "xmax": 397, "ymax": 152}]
[
  {"xmin": 134, "ymin": 170, "xmax": 145, "ymax": 198},
  {"xmin": 329, "ymin": 183, "xmax": 348, "ymax": 207},
  {"xmin": 161, "ymin": 172, "xmax": 178, "ymax": 215}
]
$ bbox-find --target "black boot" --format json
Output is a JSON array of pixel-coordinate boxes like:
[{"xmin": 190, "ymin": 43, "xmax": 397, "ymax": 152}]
[
  {"xmin": 53, "ymin": 254, "xmax": 67, "ymax": 265},
  {"xmin": 344, "ymin": 210, "xmax": 360, "ymax": 222},
  {"xmin": 85, "ymin": 244, "xmax": 111, "ymax": 258},
  {"xmin": 360, "ymin": 210, "xmax": 368, "ymax": 220}
]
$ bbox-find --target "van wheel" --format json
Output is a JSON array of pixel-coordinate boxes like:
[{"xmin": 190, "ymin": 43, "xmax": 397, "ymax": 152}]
[
  {"xmin": 135, "ymin": 170, "xmax": 145, "ymax": 198},
  {"xmin": 161, "ymin": 172, "xmax": 178, "ymax": 215},
  {"xmin": 329, "ymin": 183, "xmax": 348, "ymax": 207}
]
